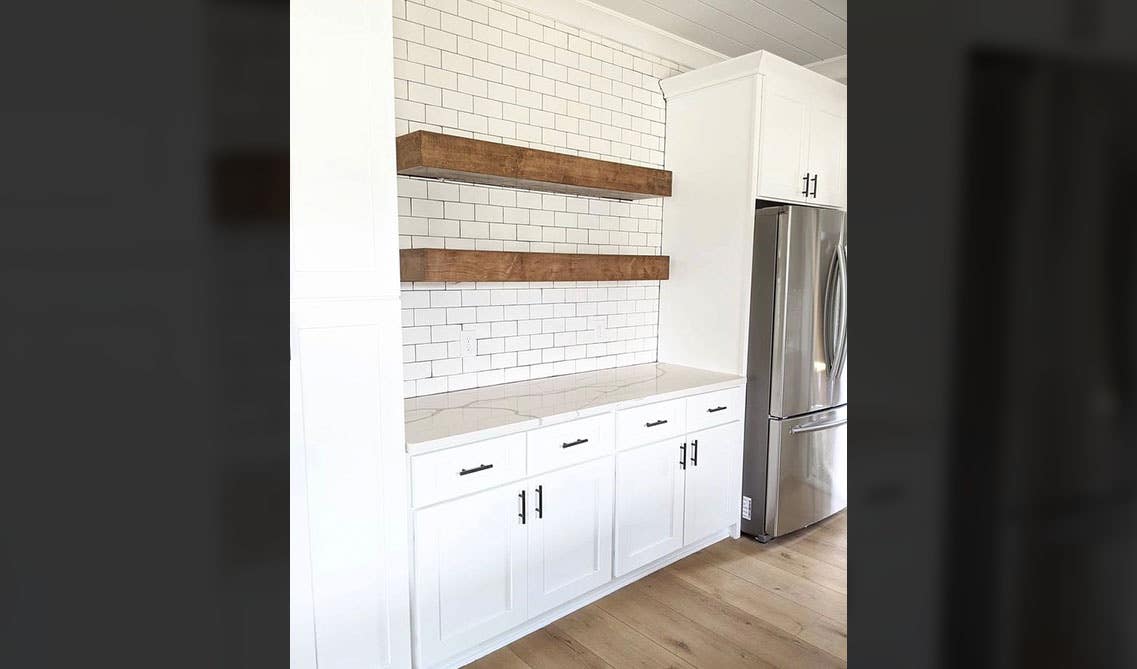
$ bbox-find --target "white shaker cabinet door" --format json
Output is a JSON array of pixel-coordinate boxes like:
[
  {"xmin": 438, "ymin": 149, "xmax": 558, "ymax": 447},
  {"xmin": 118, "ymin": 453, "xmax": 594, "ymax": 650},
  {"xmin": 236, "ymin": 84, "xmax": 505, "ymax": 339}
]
[
  {"xmin": 683, "ymin": 421, "xmax": 743, "ymax": 546},
  {"xmin": 614, "ymin": 438, "xmax": 686, "ymax": 576},
  {"xmin": 806, "ymin": 105, "xmax": 847, "ymax": 208},
  {"xmin": 413, "ymin": 485, "xmax": 528, "ymax": 667},
  {"xmin": 526, "ymin": 457, "xmax": 614, "ymax": 616},
  {"xmin": 756, "ymin": 82, "xmax": 811, "ymax": 204}
]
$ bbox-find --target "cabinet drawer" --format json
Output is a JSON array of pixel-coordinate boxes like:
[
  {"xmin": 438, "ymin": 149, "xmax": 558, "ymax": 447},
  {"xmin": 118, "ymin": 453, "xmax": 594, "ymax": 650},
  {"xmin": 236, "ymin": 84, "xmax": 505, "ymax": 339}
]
[
  {"xmin": 527, "ymin": 414, "xmax": 614, "ymax": 475},
  {"xmin": 411, "ymin": 433, "xmax": 526, "ymax": 507},
  {"xmin": 615, "ymin": 398, "xmax": 686, "ymax": 449},
  {"xmin": 686, "ymin": 386, "xmax": 744, "ymax": 432}
]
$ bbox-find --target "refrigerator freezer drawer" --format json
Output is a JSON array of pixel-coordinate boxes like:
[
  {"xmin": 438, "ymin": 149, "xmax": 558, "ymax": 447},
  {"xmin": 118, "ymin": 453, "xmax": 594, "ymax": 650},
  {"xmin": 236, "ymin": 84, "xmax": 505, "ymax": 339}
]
[{"xmin": 765, "ymin": 406, "xmax": 847, "ymax": 538}]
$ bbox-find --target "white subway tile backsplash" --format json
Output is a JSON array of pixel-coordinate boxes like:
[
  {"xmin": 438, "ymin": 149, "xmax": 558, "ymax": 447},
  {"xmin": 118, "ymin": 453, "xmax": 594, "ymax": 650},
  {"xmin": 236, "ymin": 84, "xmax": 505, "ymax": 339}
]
[
  {"xmin": 457, "ymin": 112, "xmax": 488, "ymax": 133},
  {"xmin": 472, "ymin": 59, "xmax": 502, "ymax": 82},
  {"xmin": 446, "ymin": 307, "xmax": 476, "ymax": 324},
  {"xmin": 396, "ymin": 0, "xmax": 681, "ymax": 396},
  {"xmin": 456, "ymin": 0, "xmax": 487, "ymax": 22}
]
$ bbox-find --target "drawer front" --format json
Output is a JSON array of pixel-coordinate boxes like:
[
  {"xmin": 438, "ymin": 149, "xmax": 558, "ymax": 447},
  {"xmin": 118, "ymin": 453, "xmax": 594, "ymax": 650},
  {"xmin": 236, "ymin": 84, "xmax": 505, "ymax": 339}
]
[
  {"xmin": 615, "ymin": 397, "xmax": 686, "ymax": 449},
  {"xmin": 686, "ymin": 386, "xmax": 744, "ymax": 432},
  {"xmin": 527, "ymin": 414, "xmax": 614, "ymax": 475},
  {"xmin": 411, "ymin": 432, "xmax": 527, "ymax": 507}
]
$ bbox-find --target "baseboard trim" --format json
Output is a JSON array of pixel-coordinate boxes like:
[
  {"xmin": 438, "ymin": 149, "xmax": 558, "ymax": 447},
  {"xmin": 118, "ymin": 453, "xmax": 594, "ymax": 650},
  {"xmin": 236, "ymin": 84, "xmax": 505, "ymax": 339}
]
[{"xmin": 430, "ymin": 528, "xmax": 731, "ymax": 668}]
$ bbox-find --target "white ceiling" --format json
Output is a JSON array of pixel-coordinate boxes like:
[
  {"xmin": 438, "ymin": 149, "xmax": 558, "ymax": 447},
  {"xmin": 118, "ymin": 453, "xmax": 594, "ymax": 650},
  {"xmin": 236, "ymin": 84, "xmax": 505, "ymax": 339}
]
[{"xmin": 584, "ymin": 0, "xmax": 847, "ymax": 65}]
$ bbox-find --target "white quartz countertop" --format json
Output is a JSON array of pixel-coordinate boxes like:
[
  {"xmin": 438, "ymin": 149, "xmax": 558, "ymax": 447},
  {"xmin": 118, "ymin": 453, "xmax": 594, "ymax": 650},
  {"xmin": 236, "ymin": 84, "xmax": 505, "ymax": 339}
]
[{"xmin": 404, "ymin": 362, "xmax": 745, "ymax": 453}]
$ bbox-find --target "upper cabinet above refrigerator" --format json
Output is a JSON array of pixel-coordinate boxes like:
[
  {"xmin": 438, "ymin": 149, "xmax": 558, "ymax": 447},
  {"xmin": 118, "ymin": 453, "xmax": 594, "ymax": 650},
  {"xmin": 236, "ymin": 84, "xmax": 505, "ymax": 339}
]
[
  {"xmin": 660, "ymin": 51, "xmax": 847, "ymax": 212},
  {"xmin": 755, "ymin": 60, "xmax": 847, "ymax": 209}
]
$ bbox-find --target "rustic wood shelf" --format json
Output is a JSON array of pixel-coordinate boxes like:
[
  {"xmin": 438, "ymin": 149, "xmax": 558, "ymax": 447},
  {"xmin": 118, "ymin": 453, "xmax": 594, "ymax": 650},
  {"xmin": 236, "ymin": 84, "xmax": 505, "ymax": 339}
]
[
  {"xmin": 396, "ymin": 131, "xmax": 672, "ymax": 200},
  {"xmin": 400, "ymin": 249, "xmax": 670, "ymax": 282}
]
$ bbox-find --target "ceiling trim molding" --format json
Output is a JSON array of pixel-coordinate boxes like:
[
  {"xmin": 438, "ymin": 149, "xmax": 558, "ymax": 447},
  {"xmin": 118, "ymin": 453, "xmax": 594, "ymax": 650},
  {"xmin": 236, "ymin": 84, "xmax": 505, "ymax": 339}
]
[
  {"xmin": 505, "ymin": 0, "xmax": 729, "ymax": 71},
  {"xmin": 805, "ymin": 54, "xmax": 847, "ymax": 83}
]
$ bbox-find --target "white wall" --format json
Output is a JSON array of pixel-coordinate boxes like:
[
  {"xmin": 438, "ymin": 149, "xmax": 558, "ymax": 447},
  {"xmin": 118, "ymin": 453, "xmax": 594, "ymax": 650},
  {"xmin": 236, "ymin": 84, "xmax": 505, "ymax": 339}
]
[
  {"xmin": 290, "ymin": 0, "xmax": 412, "ymax": 666},
  {"xmin": 392, "ymin": 0, "xmax": 691, "ymax": 397}
]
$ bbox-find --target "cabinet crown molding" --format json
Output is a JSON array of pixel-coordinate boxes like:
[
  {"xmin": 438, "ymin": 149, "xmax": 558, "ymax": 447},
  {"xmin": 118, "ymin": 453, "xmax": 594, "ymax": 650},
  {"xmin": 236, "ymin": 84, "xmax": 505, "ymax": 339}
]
[{"xmin": 661, "ymin": 50, "xmax": 847, "ymax": 101}]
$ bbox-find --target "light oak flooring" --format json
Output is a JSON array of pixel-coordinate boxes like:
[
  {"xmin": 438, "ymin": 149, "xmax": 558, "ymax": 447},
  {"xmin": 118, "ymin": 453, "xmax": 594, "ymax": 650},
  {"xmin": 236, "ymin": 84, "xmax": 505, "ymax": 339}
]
[{"xmin": 467, "ymin": 511, "xmax": 847, "ymax": 668}]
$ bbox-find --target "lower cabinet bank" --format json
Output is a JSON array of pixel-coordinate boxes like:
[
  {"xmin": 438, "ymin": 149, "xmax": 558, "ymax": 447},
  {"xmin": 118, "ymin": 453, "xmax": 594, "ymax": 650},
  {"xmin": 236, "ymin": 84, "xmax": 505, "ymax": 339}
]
[{"xmin": 409, "ymin": 385, "xmax": 744, "ymax": 668}]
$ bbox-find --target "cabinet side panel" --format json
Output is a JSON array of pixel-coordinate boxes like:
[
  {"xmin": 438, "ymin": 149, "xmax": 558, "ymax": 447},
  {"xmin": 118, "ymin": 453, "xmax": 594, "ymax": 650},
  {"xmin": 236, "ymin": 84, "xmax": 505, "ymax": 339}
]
[
  {"xmin": 740, "ymin": 208, "xmax": 781, "ymax": 537},
  {"xmin": 658, "ymin": 76, "xmax": 759, "ymax": 375},
  {"xmin": 295, "ymin": 303, "xmax": 408, "ymax": 668}
]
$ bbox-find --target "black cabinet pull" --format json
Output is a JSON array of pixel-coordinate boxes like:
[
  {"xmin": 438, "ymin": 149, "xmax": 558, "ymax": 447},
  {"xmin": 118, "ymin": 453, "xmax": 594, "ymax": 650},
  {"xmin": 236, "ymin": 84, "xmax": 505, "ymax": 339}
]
[
  {"xmin": 802, "ymin": 173, "xmax": 810, "ymax": 196},
  {"xmin": 679, "ymin": 442, "xmax": 687, "ymax": 469},
  {"xmin": 535, "ymin": 485, "xmax": 543, "ymax": 519},
  {"xmin": 707, "ymin": 406, "xmax": 727, "ymax": 413},
  {"xmin": 810, "ymin": 174, "xmax": 818, "ymax": 198},
  {"xmin": 561, "ymin": 438, "xmax": 589, "ymax": 449},
  {"xmin": 691, "ymin": 439, "xmax": 699, "ymax": 467},
  {"xmin": 645, "ymin": 419, "xmax": 668, "ymax": 428},
  {"xmin": 518, "ymin": 489, "xmax": 526, "ymax": 524},
  {"xmin": 459, "ymin": 463, "xmax": 493, "ymax": 476}
]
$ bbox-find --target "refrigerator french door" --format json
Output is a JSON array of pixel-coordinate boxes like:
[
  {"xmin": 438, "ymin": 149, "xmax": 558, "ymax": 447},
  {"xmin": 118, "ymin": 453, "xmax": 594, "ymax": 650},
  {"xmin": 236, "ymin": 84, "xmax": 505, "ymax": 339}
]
[{"xmin": 741, "ymin": 204, "xmax": 847, "ymax": 541}]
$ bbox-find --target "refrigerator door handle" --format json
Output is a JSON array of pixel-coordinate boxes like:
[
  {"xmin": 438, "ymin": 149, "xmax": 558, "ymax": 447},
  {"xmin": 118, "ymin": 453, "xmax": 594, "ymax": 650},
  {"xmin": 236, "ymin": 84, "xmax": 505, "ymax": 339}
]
[
  {"xmin": 835, "ymin": 243, "xmax": 848, "ymax": 376},
  {"xmin": 823, "ymin": 247, "xmax": 840, "ymax": 376},
  {"xmin": 790, "ymin": 417, "xmax": 848, "ymax": 434}
]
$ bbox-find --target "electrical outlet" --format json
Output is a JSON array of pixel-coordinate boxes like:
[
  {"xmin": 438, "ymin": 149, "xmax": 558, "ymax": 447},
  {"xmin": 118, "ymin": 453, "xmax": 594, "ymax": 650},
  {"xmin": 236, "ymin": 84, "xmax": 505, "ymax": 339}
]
[{"xmin": 459, "ymin": 331, "xmax": 477, "ymax": 359}]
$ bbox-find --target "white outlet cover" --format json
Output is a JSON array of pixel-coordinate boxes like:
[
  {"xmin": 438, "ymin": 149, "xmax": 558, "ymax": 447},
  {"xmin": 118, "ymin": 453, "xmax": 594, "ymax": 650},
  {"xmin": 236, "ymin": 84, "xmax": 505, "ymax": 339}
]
[{"xmin": 459, "ymin": 331, "xmax": 477, "ymax": 358}]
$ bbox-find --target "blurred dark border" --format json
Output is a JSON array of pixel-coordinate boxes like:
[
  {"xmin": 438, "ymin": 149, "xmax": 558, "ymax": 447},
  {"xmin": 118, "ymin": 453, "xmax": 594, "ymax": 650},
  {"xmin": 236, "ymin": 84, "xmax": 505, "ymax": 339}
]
[
  {"xmin": 856, "ymin": 0, "xmax": 1137, "ymax": 666},
  {"xmin": 0, "ymin": 0, "xmax": 287, "ymax": 666}
]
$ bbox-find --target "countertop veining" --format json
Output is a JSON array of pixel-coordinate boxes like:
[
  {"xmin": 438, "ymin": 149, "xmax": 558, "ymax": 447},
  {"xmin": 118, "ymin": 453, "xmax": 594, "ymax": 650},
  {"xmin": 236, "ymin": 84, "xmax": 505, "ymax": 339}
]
[{"xmin": 404, "ymin": 362, "xmax": 745, "ymax": 453}]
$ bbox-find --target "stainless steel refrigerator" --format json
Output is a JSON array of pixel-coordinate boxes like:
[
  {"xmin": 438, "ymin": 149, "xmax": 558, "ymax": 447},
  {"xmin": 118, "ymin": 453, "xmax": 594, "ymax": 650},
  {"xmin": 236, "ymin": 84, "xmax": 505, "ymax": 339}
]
[{"xmin": 741, "ymin": 204, "xmax": 847, "ymax": 542}]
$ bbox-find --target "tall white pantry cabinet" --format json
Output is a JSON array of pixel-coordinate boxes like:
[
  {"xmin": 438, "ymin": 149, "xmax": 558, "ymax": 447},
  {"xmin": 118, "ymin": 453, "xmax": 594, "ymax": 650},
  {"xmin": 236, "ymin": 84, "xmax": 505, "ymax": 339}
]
[
  {"xmin": 290, "ymin": 0, "xmax": 412, "ymax": 667},
  {"xmin": 657, "ymin": 51, "xmax": 847, "ymax": 378}
]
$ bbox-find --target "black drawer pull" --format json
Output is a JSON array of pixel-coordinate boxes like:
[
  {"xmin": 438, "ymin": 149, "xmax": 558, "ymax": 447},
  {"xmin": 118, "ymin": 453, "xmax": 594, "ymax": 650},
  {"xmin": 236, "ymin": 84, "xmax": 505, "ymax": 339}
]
[
  {"xmin": 679, "ymin": 442, "xmax": 687, "ymax": 469},
  {"xmin": 707, "ymin": 406, "xmax": 727, "ymax": 413},
  {"xmin": 691, "ymin": 439, "xmax": 699, "ymax": 466},
  {"xmin": 561, "ymin": 438, "xmax": 589, "ymax": 449},
  {"xmin": 645, "ymin": 419, "xmax": 668, "ymax": 428},
  {"xmin": 459, "ymin": 463, "xmax": 493, "ymax": 476}
]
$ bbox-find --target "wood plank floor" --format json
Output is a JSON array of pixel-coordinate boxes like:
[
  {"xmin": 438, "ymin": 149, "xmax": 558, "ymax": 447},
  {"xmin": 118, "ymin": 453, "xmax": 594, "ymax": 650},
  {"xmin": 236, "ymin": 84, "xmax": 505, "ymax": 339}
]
[{"xmin": 467, "ymin": 511, "xmax": 847, "ymax": 668}]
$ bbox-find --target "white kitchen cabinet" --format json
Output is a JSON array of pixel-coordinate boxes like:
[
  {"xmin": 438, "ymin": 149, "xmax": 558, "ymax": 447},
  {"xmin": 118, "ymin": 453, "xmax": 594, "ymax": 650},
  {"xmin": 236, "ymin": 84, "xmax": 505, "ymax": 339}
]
[
  {"xmin": 614, "ymin": 438, "xmax": 687, "ymax": 576},
  {"xmin": 526, "ymin": 457, "xmax": 614, "ymax": 616},
  {"xmin": 683, "ymin": 422, "xmax": 743, "ymax": 545},
  {"xmin": 291, "ymin": 0, "xmax": 411, "ymax": 666},
  {"xmin": 753, "ymin": 62, "xmax": 847, "ymax": 209},
  {"xmin": 751, "ymin": 52, "xmax": 847, "ymax": 210},
  {"xmin": 804, "ymin": 102, "xmax": 847, "ymax": 207},
  {"xmin": 659, "ymin": 50, "xmax": 846, "ymax": 377},
  {"xmin": 755, "ymin": 79, "xmax": 812, "ymax": 203},
  {"xmin": 408, "ymin": 379, "xmax": 746, "ymax": 667},
  {"xmin": 414, "ymin": 484, "xmax": 528, "ymax": 667}
]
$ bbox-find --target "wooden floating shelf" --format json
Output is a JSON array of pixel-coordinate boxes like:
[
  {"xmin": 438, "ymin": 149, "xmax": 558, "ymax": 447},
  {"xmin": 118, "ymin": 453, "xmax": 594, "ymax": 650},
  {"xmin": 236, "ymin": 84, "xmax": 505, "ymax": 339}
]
[
  {"xmin": 396, "ymin": 131, "xmax": 672, "ymax": 200},
  {"xmin": 400, "ymin": 248, "xmax": 670, "ymax": 282}
]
